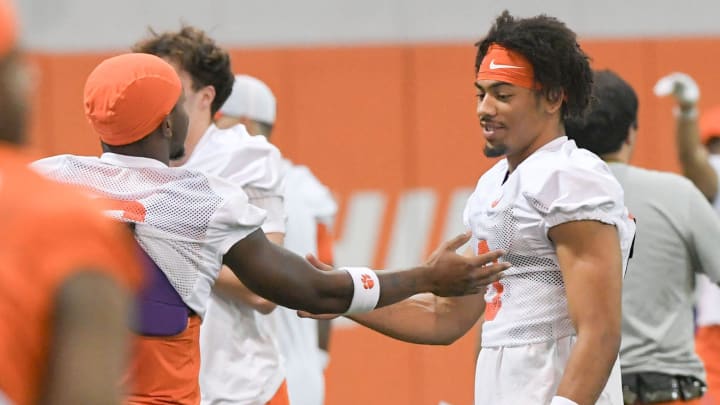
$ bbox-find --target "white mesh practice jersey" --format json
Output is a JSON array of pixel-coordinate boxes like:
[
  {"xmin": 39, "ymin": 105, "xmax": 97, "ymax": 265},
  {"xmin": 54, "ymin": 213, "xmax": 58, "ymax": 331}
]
[
  {"xmin": 463, "ymin": 137, "xmax": 636, "ymax": 347},
  {"xmin": 189, "ymin": 124, "xmax": 288, "ymax": 405},
  {"xmin": 32, "ymin": 153, "xmax": 266, "ymax": 318}
]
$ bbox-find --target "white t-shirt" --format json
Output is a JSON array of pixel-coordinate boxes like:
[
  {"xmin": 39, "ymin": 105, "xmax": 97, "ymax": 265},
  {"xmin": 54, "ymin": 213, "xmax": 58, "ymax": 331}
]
[
  {"xmin": 695, "ymin": 154, "xmax": 720, "ymax": 327},
  {"xmin": 464, "ymin": 137, "xmax": 635, "ymax": 404},
  {"xmin": 263, "ymin": 161, "xmax": 337, "ymax": 405},
  {"xmin": 32, "ymin": 153, "xmax": 265, "ymax": 318},
  {"xmin": 186, "ymin": 124, "xmax": 287, "ymax": 405}
]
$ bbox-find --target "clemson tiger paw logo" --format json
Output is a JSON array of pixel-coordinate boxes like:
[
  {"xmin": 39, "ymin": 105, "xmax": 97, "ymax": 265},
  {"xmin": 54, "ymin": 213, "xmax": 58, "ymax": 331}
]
[{"xmin": 361, "ymin": 274, "xmax": 375, "ymax": 289}]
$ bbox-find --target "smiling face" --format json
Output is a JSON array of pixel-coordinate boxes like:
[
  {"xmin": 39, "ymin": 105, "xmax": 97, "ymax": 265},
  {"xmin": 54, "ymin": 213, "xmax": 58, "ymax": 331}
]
[{"xmin": 475, "ymin": 79, "xmax": 563, "ymax": 169}]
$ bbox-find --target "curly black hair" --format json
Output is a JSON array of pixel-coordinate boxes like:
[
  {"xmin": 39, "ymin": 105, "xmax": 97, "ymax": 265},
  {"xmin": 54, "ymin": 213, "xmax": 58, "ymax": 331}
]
[
  {"xmin": 132, "ymin": 26, "xmax": 234, "ymax": 116},
  {"xmin": 475, "ymin": 10, "xmax": 593, "ymax": 120},
  {"xmin": 565, "ymin": 70, "xmax": 638, "ymax": 156}
]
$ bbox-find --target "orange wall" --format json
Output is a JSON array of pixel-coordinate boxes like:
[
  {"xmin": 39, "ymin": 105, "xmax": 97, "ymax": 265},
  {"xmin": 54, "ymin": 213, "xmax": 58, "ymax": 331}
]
[{"xmin": 24, "ymin": 37, "xmax": 720, "ymax": 405}]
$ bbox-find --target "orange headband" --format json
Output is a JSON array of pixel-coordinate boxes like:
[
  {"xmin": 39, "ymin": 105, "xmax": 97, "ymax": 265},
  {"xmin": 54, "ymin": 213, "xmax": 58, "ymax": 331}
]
[
  {"xmin": 477, "ymin": 44, "xmax": 536, "ymax": 89},
  {"xmin": 0, "ymin": 0, "xmax": 18, "ymax": 58}
]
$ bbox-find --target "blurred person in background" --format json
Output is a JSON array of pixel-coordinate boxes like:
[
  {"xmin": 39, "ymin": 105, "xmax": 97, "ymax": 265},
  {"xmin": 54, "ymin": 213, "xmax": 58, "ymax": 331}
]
[
  {"xmin": 0, "ymin": 1, "xmax": 143, "ymax": 404},
  {"xmin": 33, "ymin": 51, "xmax": 510, "ymax": 405},
  {"xmin": 132, "ymin": 27, "xmax": 290, "ymax": 405},
  {"xmin": 566, "ymin": 69, "xmax": 720, "ymax": 405},
  {"xmin": 655, "ymin": 72, "xmax": 720, "ymax": 405},
  {"xmin": 303, "ymin": 11, "xmax": 636, "ymax": 405},
  {"xmin": 216, "ymin": 74, "xmax": 337, "ymax": 405}
]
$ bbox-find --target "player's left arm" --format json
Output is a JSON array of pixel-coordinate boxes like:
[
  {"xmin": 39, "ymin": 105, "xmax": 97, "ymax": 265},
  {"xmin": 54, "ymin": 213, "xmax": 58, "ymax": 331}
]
[
  {"xmin": 39, "ymin": 271, "xmax": 132, "ymax": 405},
  {"xmin": 550, "ymin": 220, "xmax": 623, "ymax": 405}
]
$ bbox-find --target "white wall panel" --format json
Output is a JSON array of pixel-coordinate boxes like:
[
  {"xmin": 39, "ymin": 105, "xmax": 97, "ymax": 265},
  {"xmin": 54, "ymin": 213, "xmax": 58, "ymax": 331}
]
[{"xmin": 16, "ymin": 0, "xmax": 720, "ymax": 51}]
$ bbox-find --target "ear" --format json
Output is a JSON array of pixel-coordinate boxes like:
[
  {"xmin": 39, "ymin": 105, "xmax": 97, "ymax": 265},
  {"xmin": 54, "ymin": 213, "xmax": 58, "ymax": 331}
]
[
  {"xmin": 626, "ymin": 125, "xmax": 637, "ymax": 146},
  {"xmin": 544, "ymin": 88, "xmax": 565, "ymax": 115},
  {"xmin": 200, "ymin": 85, "xmax": 216, "ymax": 112},
  {"xmin": 162, "ymin": 116, "xmax": 172, "ymax": 139}
]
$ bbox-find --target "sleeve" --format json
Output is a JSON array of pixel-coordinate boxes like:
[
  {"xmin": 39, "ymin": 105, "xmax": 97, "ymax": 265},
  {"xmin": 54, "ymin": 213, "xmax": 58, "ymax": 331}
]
[
  {"xmin": 686, "ymin": 179, "xmax": 720, "ymax": 281},
  {"xmin": 230, "ymin": 134, "xmax": 286, "ymax": 234},
  {"xmin": 205, "ymin": 179, "xmax": 268, "ymax": 255},
  {"xmin": 523, "ymin": 159, "xmax": 627, "ymax": 237},
  {"xmin": 245, "ymin": 186, "xmax": 286, "ymax": 234}
]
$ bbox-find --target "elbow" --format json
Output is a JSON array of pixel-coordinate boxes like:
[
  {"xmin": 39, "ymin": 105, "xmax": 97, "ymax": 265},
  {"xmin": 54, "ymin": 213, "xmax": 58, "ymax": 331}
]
[
  {"xmin": 251, "ymin": 298, "xmax": 277, "ymax": 314},
  {"xmin": 433, "ymin": 335, "xmax": 461, "ymax": 346}
]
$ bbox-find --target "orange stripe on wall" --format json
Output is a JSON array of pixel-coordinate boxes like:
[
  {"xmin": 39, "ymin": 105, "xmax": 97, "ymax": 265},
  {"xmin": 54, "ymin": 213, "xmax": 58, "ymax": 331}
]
[{"xmin": 23, "ymin": 37, "xmax": 720, "ymax": 405}]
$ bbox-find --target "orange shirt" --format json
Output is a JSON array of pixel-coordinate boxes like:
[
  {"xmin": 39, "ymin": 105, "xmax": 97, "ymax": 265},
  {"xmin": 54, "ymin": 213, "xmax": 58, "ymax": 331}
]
[{"xmin": 0, "ymin": 145, "xmax": 142, "ymax": 405}]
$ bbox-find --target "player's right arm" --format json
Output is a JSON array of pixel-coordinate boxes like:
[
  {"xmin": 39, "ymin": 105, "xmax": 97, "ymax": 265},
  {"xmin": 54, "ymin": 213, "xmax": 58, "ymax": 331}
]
[
  {"xmin": 655, "ymin": 72, "xmax": 718, "ymax": 200},
  {"xmin": 348, "ymin": 293, "xmax": 485, "ymax": 345},
  {"xmin": 222, "ymin": 230, "xmax": 508, "ymax": 316}
]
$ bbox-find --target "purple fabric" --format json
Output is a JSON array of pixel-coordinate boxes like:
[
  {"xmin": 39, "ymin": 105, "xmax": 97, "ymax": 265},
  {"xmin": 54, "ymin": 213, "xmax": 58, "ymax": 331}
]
[{"xmin": 133, "ymin": 245, "xmax": 189, "ymax": 336}]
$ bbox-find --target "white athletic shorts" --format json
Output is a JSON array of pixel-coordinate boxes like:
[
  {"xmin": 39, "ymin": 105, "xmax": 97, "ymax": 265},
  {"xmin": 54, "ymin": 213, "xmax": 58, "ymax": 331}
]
[{"xmin": 474, "ymin": 335, "xmax": 622, "ymax": 405}]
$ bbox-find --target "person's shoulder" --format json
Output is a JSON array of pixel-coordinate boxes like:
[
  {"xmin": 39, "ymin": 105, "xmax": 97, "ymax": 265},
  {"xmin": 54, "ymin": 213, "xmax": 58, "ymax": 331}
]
[
  {"xmin": 521, "ymin": 140, "xmax": 623, "ymax": 207},
  {"xmin": 187, "ymin": 125, "xmax": 284, "ymax": 190},
  {"xmin": 475, "ymin": 159, "xmax": 509, "ymax": 186},
  {"xmin": 205, "ymin": 124, "xmax": 281, "ymax": 155},
  {"xmin": 623, "ymin": 165, "xmax": 696, "ymax": 190},
  {"xmin": 525, "ymin": 139, "xmax": 607, "ymax": 175}
]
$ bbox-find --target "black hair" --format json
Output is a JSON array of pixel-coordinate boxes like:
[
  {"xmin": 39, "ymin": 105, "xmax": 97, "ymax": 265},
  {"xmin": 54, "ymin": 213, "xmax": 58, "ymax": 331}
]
[
  {"xmin": 475, "ymin": 10, "xmax": 593, "ymax": 120},
  {"xmin": 565, "ymin": 70, "xmax": 639, "ymax": 156}
]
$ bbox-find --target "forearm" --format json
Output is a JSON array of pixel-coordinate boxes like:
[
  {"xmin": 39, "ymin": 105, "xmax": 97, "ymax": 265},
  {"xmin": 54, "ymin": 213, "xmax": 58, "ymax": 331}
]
[
  {"xmin": 555, "ymin": 326, "xmax": 621, "ymax": 404},
  {"xmin": 225, "ymin": 229, "xmax": 505, "ymax": 316},
  {"xmin": 213, "ymin": 266, "xmax": 277, "ymax": 314},
  {"xmin": 676, "ymin": 112, "xmax": 718, "ymax": 200},
  {"xmin": 350, "ymin": 293, "xmax": 484, "ymax": 345},
  {"xmin": 41, "ymin": 272, "xmax": 131, "ymax": 405}
]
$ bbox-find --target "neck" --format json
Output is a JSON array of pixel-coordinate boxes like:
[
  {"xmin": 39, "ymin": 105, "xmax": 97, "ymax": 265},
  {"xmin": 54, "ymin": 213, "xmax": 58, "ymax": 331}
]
[
  {"xmin": 102, "ymin": 132, "xmax": 171, "ymax": 165},
  {"xmin": 104, "ymin": 146, "xmax": 169, "ymax": 166},
  {"xmin": 506, "ymin": 123, "xmax": 564, "ymax": 172},
  {"xmin": 178, "ymin": 114, "xmax": 212, "ymax": 165},
  {"xmin": 601, "ymin": 144, "xmax": 631, "ymax": 164}
]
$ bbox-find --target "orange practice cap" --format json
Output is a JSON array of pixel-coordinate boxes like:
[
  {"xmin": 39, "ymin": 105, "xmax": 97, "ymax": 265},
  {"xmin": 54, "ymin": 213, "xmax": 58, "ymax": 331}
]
[
  {"xmin": 84, "ymin": 53, "xmax": 182, "ymax": 146},
  {"xmin": 477, "ymin": 44, "xmax": 537, "ymax": 89},
  {"xmin": 0, "ymin": 0, "xmax": 18, "ymax": 57},
  {"xmin": 700, "ymin": 106, "xmax": 720, "ymax": 145}
]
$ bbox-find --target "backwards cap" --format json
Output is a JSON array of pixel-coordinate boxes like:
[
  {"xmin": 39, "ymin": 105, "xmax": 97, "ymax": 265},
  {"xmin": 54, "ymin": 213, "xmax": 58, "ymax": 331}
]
[
  {"xmin": 219, "ymin": 74, "xmax": 276, "ymax": 124},
  {"xmin": 700, "ymin": 106, "xmax": 720, "ymax": 145},
  {"xmin": 0, "ymin": 0, "xmax": 18, "ymax": 58},
  {"xmin": 84, "ymin": 53, "xmax": 182, "ymax": 146}
]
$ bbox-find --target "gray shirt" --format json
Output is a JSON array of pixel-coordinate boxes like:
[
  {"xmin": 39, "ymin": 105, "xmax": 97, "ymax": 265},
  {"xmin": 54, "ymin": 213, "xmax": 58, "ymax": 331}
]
[{"xmin": 610, "ymin": 163, "xmax": 720, "ymax": 380}]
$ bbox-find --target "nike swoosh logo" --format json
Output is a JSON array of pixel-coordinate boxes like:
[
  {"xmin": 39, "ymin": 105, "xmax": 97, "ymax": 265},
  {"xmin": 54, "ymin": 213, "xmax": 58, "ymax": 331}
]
[{"xmin": 489, "ymin": 60, "xmax": 523, "ymax": 70}]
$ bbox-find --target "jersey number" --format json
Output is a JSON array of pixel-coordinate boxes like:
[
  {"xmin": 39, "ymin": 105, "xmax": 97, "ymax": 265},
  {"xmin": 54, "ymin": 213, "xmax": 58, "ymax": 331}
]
[{"xmin": 478, "ymin": 240, "xmax": 503, "ymax": 321}]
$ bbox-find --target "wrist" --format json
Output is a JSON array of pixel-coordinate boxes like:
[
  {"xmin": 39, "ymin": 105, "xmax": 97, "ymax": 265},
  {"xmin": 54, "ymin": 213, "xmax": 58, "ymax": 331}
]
[
  {"xmin": 340, "ymin": 267, "xmax": 380, "ymax": 314},
  {"xmin": 415, "ymin": 264, "xmax": 435, "ymax": 294},
  {"xmin": 550, "ymin": 396, "xmax": 578, "ymax": 405}
]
